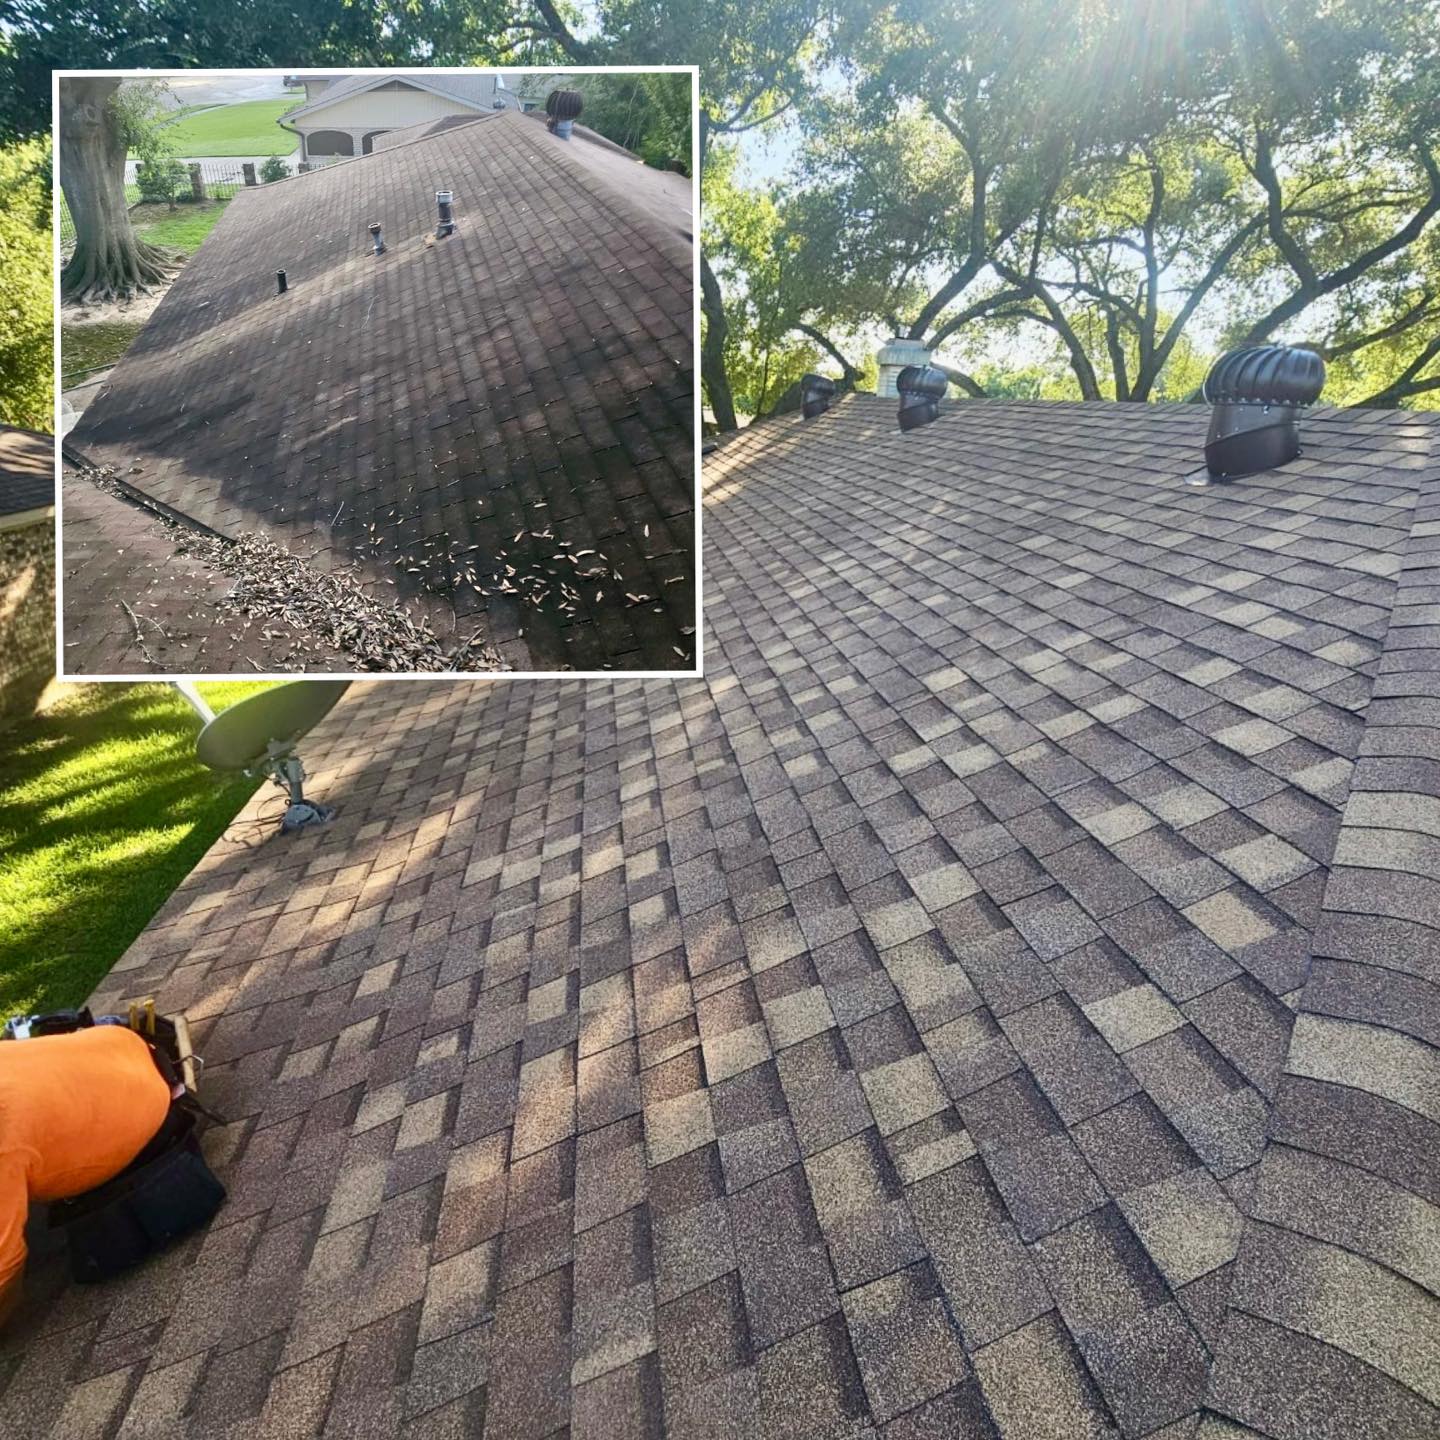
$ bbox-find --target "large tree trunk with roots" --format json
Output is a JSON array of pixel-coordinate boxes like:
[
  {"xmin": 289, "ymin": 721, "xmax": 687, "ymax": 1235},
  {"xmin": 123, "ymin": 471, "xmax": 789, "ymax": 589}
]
[{"xmin": 60, "ymin": 77, "xmax": 177, "ymax": 305}]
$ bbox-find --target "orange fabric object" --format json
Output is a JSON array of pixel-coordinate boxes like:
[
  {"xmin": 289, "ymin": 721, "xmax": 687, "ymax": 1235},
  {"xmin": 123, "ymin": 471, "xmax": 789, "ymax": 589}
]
[{"xmin": 0, "ymin": 1026, "xmax": 171, "ymax": 1288}]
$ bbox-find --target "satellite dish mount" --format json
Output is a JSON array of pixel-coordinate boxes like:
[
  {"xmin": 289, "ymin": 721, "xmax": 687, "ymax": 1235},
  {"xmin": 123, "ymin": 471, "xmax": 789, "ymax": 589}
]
[
  {"xmin": 264, "ymin": 743, "xmax": 335, "ymax": 833},
  {"xmin": 181, "ymin": 680, "xmax": 351, "ymax": 837}
]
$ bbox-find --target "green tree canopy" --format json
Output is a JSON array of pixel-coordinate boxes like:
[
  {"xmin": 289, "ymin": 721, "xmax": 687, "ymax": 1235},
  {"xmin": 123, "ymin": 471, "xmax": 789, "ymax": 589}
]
[
  {"xmin": 0, "ymin": 137, "xmax": 52, "ymax": 429},
  {"xmin": 712, "ymin": 0, "xmax": 1440, "ymax": 417}
]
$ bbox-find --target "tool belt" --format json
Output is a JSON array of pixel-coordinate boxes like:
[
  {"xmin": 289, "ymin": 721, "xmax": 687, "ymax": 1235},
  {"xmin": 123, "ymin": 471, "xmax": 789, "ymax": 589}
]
[
  {"xmin": 3, "ymin": 1000, "xmax": 227, "ymax": 1283},
  {"xmin": 48, "ymin": 1106, "xmax": 226, "ymax": 1283}
]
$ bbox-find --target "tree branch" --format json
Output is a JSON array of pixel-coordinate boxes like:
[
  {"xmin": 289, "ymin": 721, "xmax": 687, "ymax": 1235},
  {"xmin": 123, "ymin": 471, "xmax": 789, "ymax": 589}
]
[
  {"xmin": 994, "ymin": 261, "xmax": 1103, "ymax": 399},
  {"xmin": 527, "ymin": 0, "xmax": 592, "ymax": 60},
  {"xmin": 1243, "ymin": 141, "xmax": 1440, "ymax": 344},
  {"xmin": 795, "ymin": 322, "xmax": 860, "ymax": 383},
  {"xmin": 1357, "ymin": 333, "xmax": 1440, "ymax": 406}
]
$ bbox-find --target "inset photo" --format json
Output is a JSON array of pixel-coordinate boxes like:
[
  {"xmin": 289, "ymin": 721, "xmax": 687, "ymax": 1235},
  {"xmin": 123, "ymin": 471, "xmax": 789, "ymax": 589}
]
[{"xmin": 56, "ymin": 67, "xmax": 698, "ymax": 676}]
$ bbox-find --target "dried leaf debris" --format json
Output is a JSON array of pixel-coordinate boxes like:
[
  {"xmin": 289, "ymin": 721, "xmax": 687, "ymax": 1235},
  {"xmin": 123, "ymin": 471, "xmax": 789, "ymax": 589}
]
[{"xmin": 83, "ymin": 464, "xmax": 507, "ymax": 673}]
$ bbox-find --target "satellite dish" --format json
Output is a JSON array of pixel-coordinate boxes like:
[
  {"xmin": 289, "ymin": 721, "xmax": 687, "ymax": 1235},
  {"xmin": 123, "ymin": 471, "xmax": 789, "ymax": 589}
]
[{"xmin": 188, "ymin": 681, "xmax": 351, "ymax": 833}]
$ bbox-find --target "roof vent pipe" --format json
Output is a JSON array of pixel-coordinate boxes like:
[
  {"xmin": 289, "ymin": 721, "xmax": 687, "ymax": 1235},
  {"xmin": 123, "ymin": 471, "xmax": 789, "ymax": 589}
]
[
  {"xmin": 276, "ymin": 269, "xmax": 287, "ymax": 295},
  {"xmin": 435, "ymin": 189, "xmax": 456, "ymax": 238},
  {"xmin": 897, "ymin": 365, "xmax": 948, "ymax": 431},
  {"xmin": 368, "ymin": 222, "xmax": 386, "ymax": 256},
  {"xmin": 801, "ymin": 373, "xmax": 837, "ymax": 420},
  {"xmin": 546, "ymin": 89, "xmax": 583, "ymax": 140},
  {"xmin": 1203, "ymin": 344, "xmax": 1325, "ymax": 478}
]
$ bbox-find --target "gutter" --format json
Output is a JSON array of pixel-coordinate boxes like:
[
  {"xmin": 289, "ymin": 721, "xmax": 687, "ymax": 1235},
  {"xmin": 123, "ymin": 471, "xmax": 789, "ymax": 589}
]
[{"xmin": 276, "ymin": 113, "xmax": 304, "ymax": 163}]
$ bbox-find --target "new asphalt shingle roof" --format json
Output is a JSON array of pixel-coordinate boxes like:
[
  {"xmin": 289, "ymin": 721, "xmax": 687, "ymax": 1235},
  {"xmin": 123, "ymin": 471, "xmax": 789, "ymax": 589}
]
[
  {"xmin": 0, "ymin": 427, "xmax": 54, "ymax": 521},
  {"xmin": 7, "ymin": 394, "xmax": 1438, "ymax": 1437},
  {"xmin": 63, "ymin": 109, "xmax": 695, "ymax": 674}
]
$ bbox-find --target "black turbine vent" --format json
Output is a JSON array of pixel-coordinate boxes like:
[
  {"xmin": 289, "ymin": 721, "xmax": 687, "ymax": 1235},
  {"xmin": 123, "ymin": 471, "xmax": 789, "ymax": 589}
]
[
  {"xmin": 800, "ymin": 373, "xmax": 837, "ymax": 420},
  {"xmin": 1203, "ymin": 344, "xmax": 1325, "ymax": 478},
  {"xmin": 546, "ymin": 90, "xmax": 584, "ymax": 138},
  {"xmin": 897, "ymin": 364, "xmax": 948, "ymax": 431}
]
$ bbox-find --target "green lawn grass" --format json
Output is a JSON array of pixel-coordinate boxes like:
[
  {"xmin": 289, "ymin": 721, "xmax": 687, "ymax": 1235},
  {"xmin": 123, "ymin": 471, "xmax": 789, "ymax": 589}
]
[
  {"xmin": 60, "ymin": 319, "xmax": 147, "ymax": 380},
  {"xmin": 148, "ymin": 98, "xmax": 300, "ymax": 157},
  {"xmin": 134, "ymin": 197, "xmax": 230, "ymax": 252},
  {"xmin": 0, "ymin": 681, "xmax": 278, "ymax": 1019}
]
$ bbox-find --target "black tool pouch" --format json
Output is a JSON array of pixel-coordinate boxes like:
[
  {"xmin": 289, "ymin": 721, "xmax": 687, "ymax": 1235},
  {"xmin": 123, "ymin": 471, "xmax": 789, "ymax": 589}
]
[{"xmin": 48, "ymin": 1107, "xmax": 227, "ymax": 1284}]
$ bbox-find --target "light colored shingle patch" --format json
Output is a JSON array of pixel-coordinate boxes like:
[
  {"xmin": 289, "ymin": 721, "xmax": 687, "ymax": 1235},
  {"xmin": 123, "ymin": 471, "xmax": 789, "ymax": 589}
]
[
  {"xmin": 1088, "ymin": 695, "xmax": 1148, "ymax": 723},
  {"xmin": 1182, "ymin": 658, "xmax": 1241, "ymax": 687},
  {"xmin": 1038, "ymin": 711, "xmax": 1095, "ymax": 740},
  {"xmin": 942, "ymin": 742, "xmax": 1002, "ymax": 777},
  {"xmin": 973, "ymin": 1313, "xmax": 1116, "ymax": 1440},
  {"xmin": 397, "ymin": 1090, "xmax": 451, "ymax": 1150},
  {"xmin": 355, "ymin": 959, "xmax": 399, "ymax": 997},
  {"xmin": 908, "ymin": 862, "xmax": 980, "ymax": 912},
  {"xmin": 1220, "ymin": 835, "xmax": 1314, "ymax": 890},
  {"xmin": 1083, "ymin": 984, "xmax": 1186, "ymax": 1052},
  {"xmin": 924, "ymin": 666, "xmax": 969, "ymax": 692},
  {"xmin": 645, "ymin": 1089, "xmax": 716, "ymax": 1166},
  {"xmin": 763, "ymin": 986, "xmax": 836, "ymax": 1049},
  {"xmin": 1118, "ymin": 1168, "xmax": 1243, "ymax": 1286},
  {"xmin": 1243, "ymin": 685, "xmax": 1313, "ymax": 721},
  {"xmin": 703, "ymin": 1022, "xmax": 772, "ymax": 1083},
  {"xmin": 528, "ymin": 975, "xmax": 572, "ymax": 1024},
  {"xmin": 1252, "ymin": 615, "xmax": 1306, "ymax": 640},
  {"xmin": 1082, "ymin": 803, "xmax": 1157, "ymax": 845},
  {"xmin": 1183, "ymin": 891, "xmax": 1277, "ymax": 952},
  {"xmin": 1286, "ymin": 1013, "xmax": 1440, "ymax": 1125},
  {"xmin": 280, "ymin": 1042, "xmax": 330, "ymax": 1081},
  {"xmin": 891, "ymin": 1126, "xmax": 977, "ymax": 1186},
  {"xmin": 865, "ymin": 897, "xmax": 935, "ymax": 951},
  {"xmin": 1213, "ymin": 718, "xmax": 1291, "ymax": 757},
  {"xmin": 354, "ymin": 1080, "xmax": 407, "ymax": 1134},
  {"xmin": 860, "ymin": 1053, "xmax": 950, "ymax": 1136},
  {"xmin": 891, "ymin": 745, "xmax": 937, "ymax": 776},
  {"xmin": 1291, "ymin": 757, "xmax": 1352, "ymax": 799},
  {"xmin": 1314, "ymin": 639, "xmax": 1375, "ymax": 667},
  {"xmin": 1149, "ymin": 783, "xmax": 1229, "ymax": 828},
  {"xmin": 419, "ymin": 1239, "xmax": 497, "ymax": 1342}
]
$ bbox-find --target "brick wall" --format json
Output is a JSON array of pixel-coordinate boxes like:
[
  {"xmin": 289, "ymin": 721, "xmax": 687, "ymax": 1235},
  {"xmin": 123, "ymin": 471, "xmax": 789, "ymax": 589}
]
[{"xmin": 0, "ymin": 516, "xmax": 55, "ymax": 721}]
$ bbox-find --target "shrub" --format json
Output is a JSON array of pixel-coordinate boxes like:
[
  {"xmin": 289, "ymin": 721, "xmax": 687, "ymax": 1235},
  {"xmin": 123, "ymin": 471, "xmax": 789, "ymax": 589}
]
[
  {"xmin": 135, "ymin": 157, "xmax": 186, "ymax": 205},
  {"xmin": 259, "ymin": 155, "xmax": 288, "ymax": 184}
]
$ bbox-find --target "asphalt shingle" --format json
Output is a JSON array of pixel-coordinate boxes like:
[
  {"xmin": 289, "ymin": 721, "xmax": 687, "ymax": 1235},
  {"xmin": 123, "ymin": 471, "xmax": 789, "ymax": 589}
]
[
  {"xmin": 62, "ymin": 111, "xmax": 694, "ymax": 674},
  {"xmin": 7, "ymin": 395, "xmax": 1439, "ymax": 1437}
]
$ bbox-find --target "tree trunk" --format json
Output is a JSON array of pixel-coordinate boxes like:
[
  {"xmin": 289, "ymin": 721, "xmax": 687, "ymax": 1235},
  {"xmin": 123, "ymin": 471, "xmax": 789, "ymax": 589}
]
[
  {"xmin": 60, "ymin": 77, "xmax": 177, "ymax": 305},
  {"xmin": 700, "ymin": 250, "xmax": 738, "ymax": 432}
]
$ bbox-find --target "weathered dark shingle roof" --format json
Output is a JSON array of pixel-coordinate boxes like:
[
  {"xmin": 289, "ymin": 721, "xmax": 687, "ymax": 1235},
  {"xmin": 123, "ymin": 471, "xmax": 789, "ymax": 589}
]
[
  {"xmin": 8, "ymin": 395, "xmax": 1437, "ymax": 1437},
  {"xmin": 0, "ymin": 427, "xmax": 54, "ymax": 520},
  {"xmin": 64, "ymin": 110, "xmax": 695, "ymax": 673}
]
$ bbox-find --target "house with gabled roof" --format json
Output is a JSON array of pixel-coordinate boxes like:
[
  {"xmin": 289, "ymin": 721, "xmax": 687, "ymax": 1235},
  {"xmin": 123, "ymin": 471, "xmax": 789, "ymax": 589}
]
[
  {"xmin": 61, "ymin": 106, "xmax": 695, "ymax": 675},
  {"xmin": 279, "ymin": 71, "xmax": 523, "ymax": 161}
]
